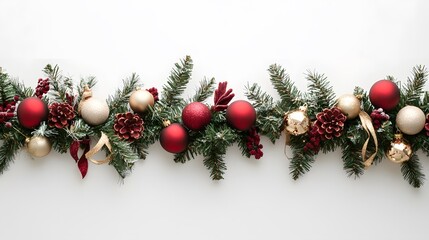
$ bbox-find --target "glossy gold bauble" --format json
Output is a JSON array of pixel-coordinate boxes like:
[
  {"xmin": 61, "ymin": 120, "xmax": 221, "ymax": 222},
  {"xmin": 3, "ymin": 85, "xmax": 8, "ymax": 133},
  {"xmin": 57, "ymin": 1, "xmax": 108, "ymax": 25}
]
[
  {"xmin": 26, "ymin": 136, "xmax": 52, "ymax": 158},
  {"xmin": 336, "ymin": 94, "xmax": 361, "ymax": 120},
  {"xmin": 129, "ymin": 89, "xmax": 155, "ymax": 113},
  {"xmin": 284, "ymin": 106, "xmax": 310, "ymax": 136},
  {"xmin": 396, "ymin": 105, "xmax": 426, "ymax": 135},
  {"xmin": 386, "ymin": 133, "xmax": 412, "ymax": 163}
]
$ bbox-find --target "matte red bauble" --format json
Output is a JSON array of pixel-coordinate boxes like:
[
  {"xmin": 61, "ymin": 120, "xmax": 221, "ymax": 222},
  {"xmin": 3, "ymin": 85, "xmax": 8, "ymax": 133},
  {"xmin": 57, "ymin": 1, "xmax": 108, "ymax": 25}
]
[
  {"xmin": 17, "ymin": 97, "xmax": 48, "ymax": 129},
  {"xmin": 182, "ymin": 102, "xmax": 211, "ymax": 131},
  {"xmin": 226, "ymin": 100, "xmax": 256, "ymax": 131},
  {"xmin": 160, "ymin": 123, "xmax": 189, "ymax": 153},
  {"xmin": 369, "ymin": 80, "xmax": 400, "ymax": 111}
]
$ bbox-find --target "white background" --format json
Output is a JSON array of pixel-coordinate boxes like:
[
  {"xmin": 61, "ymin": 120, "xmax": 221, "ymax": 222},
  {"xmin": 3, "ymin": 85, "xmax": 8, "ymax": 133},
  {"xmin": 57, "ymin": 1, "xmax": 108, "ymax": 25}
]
[{"xmin": 1, "ymin": 0, "xmax": 429, "ymax": 239}]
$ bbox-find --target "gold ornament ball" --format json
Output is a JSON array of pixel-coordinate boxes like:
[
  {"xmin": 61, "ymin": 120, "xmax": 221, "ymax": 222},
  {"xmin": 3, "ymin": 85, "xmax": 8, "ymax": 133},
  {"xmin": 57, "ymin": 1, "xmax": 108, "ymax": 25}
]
[
  {"xmin": 336, "ymin": 94, "xmax": 361, "ymax": 119},
  {"xmin": 26, "ymin": 136, "xmax": 52, "ymax": 158},
  {"xmin": 80, "ymin": 97, "xmax": 110, "ymax": 126},
  {"xmin": 396, "ymin": 105, "xmax": 426, "ymax": 135},
  {"xmin": 129, "ymin": 89, "xmax": 155, "ymax": 113},
  {"xmin": 386, "ymin": 134, "xmax": 412, "ymax": 163},
  {"xmin": 285, "ymin": 107, "xmax": 310, "ymax": 136}
]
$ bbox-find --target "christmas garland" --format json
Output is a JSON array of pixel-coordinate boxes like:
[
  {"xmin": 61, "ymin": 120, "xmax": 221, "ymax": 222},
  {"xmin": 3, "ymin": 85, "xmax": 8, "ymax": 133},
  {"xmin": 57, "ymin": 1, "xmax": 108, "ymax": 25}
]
[{"xmin": 1, "ymin": 56, "xmax": 428, "ymax": 188}]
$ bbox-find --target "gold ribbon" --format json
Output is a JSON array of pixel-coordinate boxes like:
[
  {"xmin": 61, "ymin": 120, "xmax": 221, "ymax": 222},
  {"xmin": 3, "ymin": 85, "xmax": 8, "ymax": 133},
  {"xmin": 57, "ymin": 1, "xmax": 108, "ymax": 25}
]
[
  {"xmin": 85, "ymin": 132, "xmax": 112, "ymax": 165},
  {"xmin": 359, "ymin": 111, "xmax": 378, "ymax": 167}
]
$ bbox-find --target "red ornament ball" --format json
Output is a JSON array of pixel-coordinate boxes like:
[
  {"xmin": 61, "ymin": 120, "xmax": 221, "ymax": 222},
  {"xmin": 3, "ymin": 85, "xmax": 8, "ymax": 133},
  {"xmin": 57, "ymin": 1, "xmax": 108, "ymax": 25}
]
[
  {"xmin": 226, "ymin": 100, "xmax": 256, "ymax": 131},
  {"xmin": 369, "ymin": 80, "xmax": 400, "ymax": 111},
  {"xmin": 160, "ymin": 123, "xmax": 189, "ymax": 153},
  {"xmin": 182, "ymin": 102, "xmax": 212, "ymax": 131},
  {"xmin": 17, "ymin": 97, "xmax": 48, "ymax": 129}
]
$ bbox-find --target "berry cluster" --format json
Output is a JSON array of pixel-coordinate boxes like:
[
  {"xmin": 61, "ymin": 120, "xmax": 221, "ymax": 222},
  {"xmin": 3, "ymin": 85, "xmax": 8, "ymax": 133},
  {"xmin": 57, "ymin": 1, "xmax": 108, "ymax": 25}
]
[
  {"xmin": 304, "ymin": 127, "xmax": 321, "ymax": 153},
  {"xmin": 147, "ymin": 87, "xmax": 159, "ymax": 102},
  {"xmin": 370, "ymin": 108, "xmax": 390, "ymax": 130},
  {"xmin": 35, "ymin": 78, "xmax": 50, "ymax": 98},
  {"xmin": 245, "ymin": 127, "xmax": 263, "ymax": 159},
  {"xmin": 0, "ymin": 95, "xmax": 19, "ymax": 127}
]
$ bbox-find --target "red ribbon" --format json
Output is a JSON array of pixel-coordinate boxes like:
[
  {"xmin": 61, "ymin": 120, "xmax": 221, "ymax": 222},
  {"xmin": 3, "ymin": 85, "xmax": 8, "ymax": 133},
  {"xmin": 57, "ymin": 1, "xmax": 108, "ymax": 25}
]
[{"xmin": 69, "ymin": 138, "xmax": 90, "ymax": 178}]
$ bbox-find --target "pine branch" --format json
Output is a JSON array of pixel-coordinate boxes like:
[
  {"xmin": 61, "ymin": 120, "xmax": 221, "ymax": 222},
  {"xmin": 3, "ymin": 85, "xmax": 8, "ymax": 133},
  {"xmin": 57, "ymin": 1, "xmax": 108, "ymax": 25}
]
[
  {"xmin": 108, "ymin": 73, "xmax": 140, "ymax": 112},
  {"xmin": 203, "ymin": 152, "xmax": 227, "ymax": 180},
  {"xmin": 0, "ymin": 136, "xmax": 25, "ymax": 174},
  {"xmin": 196, "ymin": 122, "xmax": 236, "ymax": 180},
  {"xmin": 10, "ymin": 78, "xmax": 34, "ymax": 98},
  {"xmin": 174, "ymin": 131, "xmax": 199, "ymax": 163},
  {"xmin": 161, "ymin": 56, "xmax": 193, "ymax": 105},
  {"xmin": 306, "ymin": 70, "xmax": 335, "ymax": 116},
  {"xmin": 105, "ymin": 131, "xmax": 140, "ymax": 178},
  {"xmin": 421, "ymin": 91, "xmax": 429, "ymax": 113},
  {"xmin": 245, "ymin": 83, "xmax": 275, "ymax": 108},
  {"xmin": 401, "ymin": 154, "xmax": 425, "ymax": 188},
  {"xmin": 289, "ymin": 135, "xmax": 315, "ymax": 180},
  {"xmin": 44, "ymin": 64, "xmax": 74, "ymax": 103},
  {"xmin": 134, "ymin": 116, "xmax": 163, "ymax": 159},
  {"xmin": 400, "ymin": 65, "xmax": 428, "ymax": 106},
  {"xmin": 268, "ymin": 64, "xmax": 303, "ymax": 110},
  {"xmin": 174, "ymin": 145, "xmax": 197, "ymax": 163},
  {"xmin": 191, "ymin": 77, "xmax": 216, "ymax": 102},
  {"xmin": 354, "ymin": 87, "xmax": 372, "ymax": 113},
  {"xmin": 0, "ymin": 72, "xmax": 16, "ymax": 102},
  {"xmin": 340, "ymin": 130, "xmax": 365, "ymax": 177},
  {"xmin": 245, "ymin": 83, "xmax": 283, "ymax": 143}
]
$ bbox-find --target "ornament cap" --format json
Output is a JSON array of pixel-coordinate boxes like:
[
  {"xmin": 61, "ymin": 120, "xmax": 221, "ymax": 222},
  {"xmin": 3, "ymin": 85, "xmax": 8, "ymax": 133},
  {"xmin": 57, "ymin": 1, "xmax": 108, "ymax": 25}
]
[
  {"xmin": 394, "ymin": 133, "xmax": 403, "ymax": 140},
  {"xmin": 163, "ymin": 119, "xmax": 171, "ymax": 127}
]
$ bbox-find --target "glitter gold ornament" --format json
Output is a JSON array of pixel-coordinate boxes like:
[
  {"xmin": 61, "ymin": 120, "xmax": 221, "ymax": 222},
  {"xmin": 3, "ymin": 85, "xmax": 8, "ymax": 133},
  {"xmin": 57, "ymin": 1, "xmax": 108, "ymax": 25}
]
[
  {"xmin": 336, "ymin": 94, "xmax": 361, "ymax": 120},
  {"xmin": 396, "ymin": 105, "xmax": 426, "ymax": 135},
  {"xmin": 386, "ymin": 133, "xmax": 412, "ymax": 163},
  {"xmin": 79, "ymin": 86, "xmax": 110, "ymax": 126},
  {"xmin": 26, "ymin": 136, "xmax": 52, "ymax": 158},
  {"xmin": 129, "ymin": 88, "xmax": 155, "ymax": 113},
  {"xmin": 284, "ymin": 106, "xmax": 310, "ymax": 136}
]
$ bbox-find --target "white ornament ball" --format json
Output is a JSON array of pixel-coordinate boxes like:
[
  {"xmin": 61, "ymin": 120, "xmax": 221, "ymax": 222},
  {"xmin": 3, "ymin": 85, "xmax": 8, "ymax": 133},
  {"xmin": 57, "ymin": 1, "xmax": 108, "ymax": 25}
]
[
  {"xmin": 336, "ymin": 94, "xmax": 361, "ymax": 119},
  {"xmin": 396, "ymin": 105, "xmax": 426, "ymax": 135},
  {"xmin": 26, "ymin": 136, "xmax": 52, "ymax": 158},
  {"xmin": 80, "ymin": 97, "xmax": 110, "ymax": 126}
]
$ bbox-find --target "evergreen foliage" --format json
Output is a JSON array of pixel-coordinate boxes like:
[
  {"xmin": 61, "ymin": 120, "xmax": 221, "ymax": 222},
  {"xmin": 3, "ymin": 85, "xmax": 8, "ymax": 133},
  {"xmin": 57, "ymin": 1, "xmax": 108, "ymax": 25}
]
[{"xmin": 1, "ymin": 60, "xmax": 429, "ymax": 188}]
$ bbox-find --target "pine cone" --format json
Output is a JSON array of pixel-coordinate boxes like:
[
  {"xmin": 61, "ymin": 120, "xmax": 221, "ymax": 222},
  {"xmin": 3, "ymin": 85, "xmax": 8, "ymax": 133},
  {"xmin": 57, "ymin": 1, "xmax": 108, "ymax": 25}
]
[
  {"xmin": 313, "ymin": 107, "xmax": 346, "ymax": 140},
  {"xmin": 114, "ymin": 112, "xmax": 144, "ymax": 141},
  {"xmin": 48, "ymin": 102, "xmax": 76, "ymax": 128},
  {"xmin": 147, "ymin": 87, "xmax": 159, "ymax": 102},
  {"xmin": 35, "ymin": 78, "xmax": 50, "ymax": 99}
]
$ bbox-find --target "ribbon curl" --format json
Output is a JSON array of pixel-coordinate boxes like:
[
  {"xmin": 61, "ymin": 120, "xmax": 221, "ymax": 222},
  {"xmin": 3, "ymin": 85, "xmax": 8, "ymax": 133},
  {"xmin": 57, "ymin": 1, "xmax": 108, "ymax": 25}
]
[
  {"xmin": 85, "ymin": 132, "xmax": 113, "ymax": 165},
  {"xmin": 359, "ymin": 111, "xmax": 378, "ymax": 167}
]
